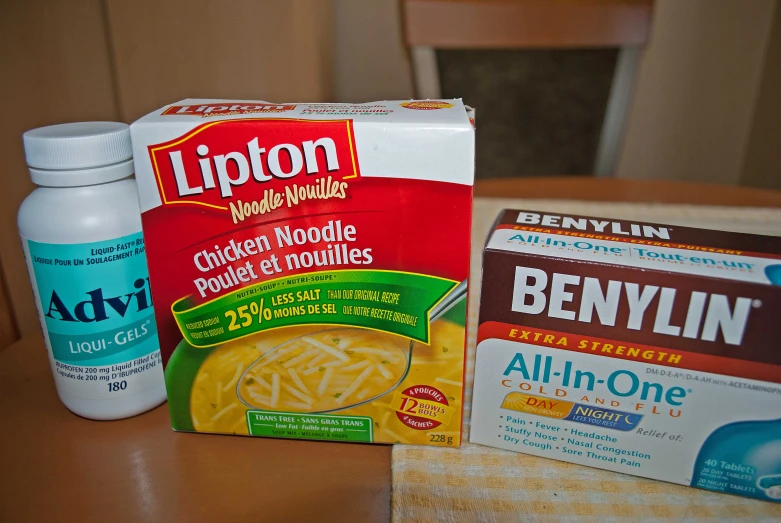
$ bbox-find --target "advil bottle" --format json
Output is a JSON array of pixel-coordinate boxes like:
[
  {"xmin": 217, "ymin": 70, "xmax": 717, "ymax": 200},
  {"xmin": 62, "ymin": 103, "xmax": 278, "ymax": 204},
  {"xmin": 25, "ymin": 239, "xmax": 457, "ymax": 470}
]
[{"xmin": 18, "ymin": 122, "xmax": 166, "ymax": 420}]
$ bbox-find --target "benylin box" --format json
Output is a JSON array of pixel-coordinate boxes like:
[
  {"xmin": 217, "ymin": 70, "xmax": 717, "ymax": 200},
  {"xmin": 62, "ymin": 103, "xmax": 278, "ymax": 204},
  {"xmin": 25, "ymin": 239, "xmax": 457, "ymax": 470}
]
[
  {"xmin": 471, "ymin": 209, "xmax": 781, "ymax": 502},
  {"xmin": 130, "ymin": 99, "xmax": 474, "ymax": 446}
]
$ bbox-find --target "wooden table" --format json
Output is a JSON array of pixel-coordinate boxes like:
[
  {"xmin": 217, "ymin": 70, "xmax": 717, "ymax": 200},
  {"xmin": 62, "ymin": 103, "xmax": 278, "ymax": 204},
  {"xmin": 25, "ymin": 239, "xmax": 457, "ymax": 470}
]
[
  {"xmin": 2, "ymin": 178, "xmax": 780, "ymax": 523},
  {"xmin": 0, "ymin": 333, "xmax": 391, "ymax": 522}
]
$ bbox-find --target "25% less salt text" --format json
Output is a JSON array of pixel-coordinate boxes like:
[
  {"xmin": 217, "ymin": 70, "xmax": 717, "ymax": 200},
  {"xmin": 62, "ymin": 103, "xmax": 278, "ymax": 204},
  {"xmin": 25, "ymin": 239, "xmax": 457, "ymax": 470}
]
[{"xmin": 224, "ymin": 289, "xmax": 335, "ymax": 331}]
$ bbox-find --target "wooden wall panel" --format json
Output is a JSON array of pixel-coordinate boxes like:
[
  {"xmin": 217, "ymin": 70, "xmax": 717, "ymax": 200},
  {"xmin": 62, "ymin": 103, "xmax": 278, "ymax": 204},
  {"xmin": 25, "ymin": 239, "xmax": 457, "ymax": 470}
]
[
  {"xmin": 615, "ymin": 0, "xmax": 775, "ymax": 184},
  {"xmin": 334, "ymin": 0, "xmax": 414, "ymax": 102},
  {"xmin": 0, "ymin": 269, "xmax": 16, "ymax": 349},
  {"xmin": 0, "ymin": 0, "xmax": 120, "ymax": 341},
  {"xmin": 104, "ymin": 0, "xmax": 334, "ymax": 122},
  {"xmin": 403, "ymin": 0, "xmax": 653, "ymax": 48},
  {"xmin": 0, "ymin": 0, "xmax": 334, "ymax": 347},
  {"xmin": 741, "ymin": 4, "xmax": 781, "ymax": 190}
]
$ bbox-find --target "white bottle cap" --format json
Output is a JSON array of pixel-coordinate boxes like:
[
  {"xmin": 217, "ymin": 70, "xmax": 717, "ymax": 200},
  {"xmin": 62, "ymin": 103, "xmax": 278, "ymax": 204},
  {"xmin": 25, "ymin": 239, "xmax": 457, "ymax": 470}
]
[{"xmin": 23, "ymin": 122, "xmax": 134, "ymax": 187}]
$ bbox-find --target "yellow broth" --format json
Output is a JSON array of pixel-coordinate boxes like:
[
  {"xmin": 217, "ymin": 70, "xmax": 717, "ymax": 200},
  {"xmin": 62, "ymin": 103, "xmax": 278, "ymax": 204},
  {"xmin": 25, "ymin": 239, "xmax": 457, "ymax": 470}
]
[
  {"xmin": 238, "ymin": 328, "xmax": 409, "ymax": 412},
  {"xmin": 189, "ymin": 320, "xmax": 465, "ymax": 444}
]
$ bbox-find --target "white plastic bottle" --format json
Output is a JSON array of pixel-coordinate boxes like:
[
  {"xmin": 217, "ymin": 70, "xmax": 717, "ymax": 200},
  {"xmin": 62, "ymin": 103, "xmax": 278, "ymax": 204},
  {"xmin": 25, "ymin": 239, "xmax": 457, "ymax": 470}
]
[{"xmin": 18, "ymin": 122, "xmax": 166, "ymax": 420}]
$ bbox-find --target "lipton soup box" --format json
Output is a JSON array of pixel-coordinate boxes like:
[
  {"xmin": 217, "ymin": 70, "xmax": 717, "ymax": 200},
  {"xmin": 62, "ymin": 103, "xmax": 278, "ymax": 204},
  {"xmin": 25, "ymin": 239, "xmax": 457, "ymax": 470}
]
[
  {"xmin": 470, "ymin": 209, "xmax": 781, "ymax": 502},
  {"xmin": 130, "ymin": 99, "xmax": 473, "ymax": 446}
]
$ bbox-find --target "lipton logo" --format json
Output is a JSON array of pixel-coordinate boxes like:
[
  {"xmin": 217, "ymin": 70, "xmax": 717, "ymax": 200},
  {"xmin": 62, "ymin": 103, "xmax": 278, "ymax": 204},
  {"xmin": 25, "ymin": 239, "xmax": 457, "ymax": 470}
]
[
  {"xmin": 148, "ymin": 119, "xmax": 360, "ymax": 223},
  {"xmin": 163, "ymin": 103, "xmax": 296, "ymax": 118}
]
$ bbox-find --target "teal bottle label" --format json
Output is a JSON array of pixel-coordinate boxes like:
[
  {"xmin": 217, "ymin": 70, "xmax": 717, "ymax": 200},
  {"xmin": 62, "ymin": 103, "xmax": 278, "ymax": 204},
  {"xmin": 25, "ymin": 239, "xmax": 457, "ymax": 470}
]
[{"xmin": 27, "ymin": 232, "xmax": 159, "ymax": 367}]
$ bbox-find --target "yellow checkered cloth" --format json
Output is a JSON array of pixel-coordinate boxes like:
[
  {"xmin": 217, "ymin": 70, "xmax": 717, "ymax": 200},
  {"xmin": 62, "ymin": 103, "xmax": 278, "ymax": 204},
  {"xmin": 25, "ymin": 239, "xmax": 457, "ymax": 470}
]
[{"xmin": 392, "ymin": 198, "xmax": 781, "ymax": 522}]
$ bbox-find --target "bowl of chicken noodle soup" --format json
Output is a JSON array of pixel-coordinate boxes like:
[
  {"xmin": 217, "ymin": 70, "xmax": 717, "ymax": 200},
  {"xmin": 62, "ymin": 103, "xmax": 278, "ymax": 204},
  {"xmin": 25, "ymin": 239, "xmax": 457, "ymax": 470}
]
[
  {"xmin": 237, "ymin": 327, "xmax": 411, "ymax": 413},
  {"xmin": 183, "ymin": 325, "xmax": 413, "ymax": 434},
  {"xmin": 176, "ymin": 315, "xmax": 465, "ymax": 440}
]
